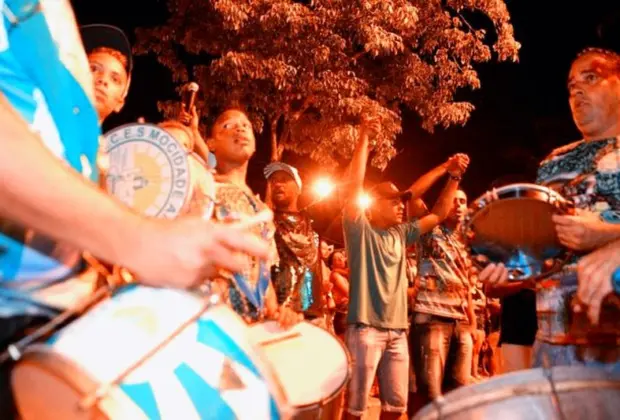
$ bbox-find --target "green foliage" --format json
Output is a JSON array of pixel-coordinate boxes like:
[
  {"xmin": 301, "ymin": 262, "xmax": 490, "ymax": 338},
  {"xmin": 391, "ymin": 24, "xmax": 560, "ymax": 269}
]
[{"xmin": 135, "ymin": 0, "xmax": 519, "ymax": 168}]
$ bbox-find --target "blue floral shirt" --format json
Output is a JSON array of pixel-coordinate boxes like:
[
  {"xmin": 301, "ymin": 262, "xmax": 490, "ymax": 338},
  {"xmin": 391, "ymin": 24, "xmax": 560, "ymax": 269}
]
[{"xmin": 536, "ymin": 137, "xmax": 620, "ymax": 344}]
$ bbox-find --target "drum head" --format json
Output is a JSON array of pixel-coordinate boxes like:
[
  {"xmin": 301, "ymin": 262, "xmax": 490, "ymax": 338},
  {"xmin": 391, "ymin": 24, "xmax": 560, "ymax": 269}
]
[
  {"xmin": 413, "ymin": 366, "xmax": 620, "ymax": 420},
  {"xmin": 466, "ymin": 184, "xmax": 570, "ymax": 280},
  {"xmin": 249, "ymin": 321, "xmax": 350, "ymax": 410},
  {"xmin": 104, "ymin": 123, "xmax": 192, "ymax": 219}
]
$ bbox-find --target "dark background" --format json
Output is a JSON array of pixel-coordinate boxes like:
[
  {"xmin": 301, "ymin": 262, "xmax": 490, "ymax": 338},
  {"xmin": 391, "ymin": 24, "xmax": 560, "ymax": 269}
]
[{"xmin": 71, "ymin": 0, "xmax": 620, "ymax": 244}]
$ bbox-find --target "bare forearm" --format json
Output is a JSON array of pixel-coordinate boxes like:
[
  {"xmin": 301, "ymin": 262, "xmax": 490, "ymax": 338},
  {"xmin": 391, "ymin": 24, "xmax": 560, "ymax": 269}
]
[
  {"xmin": 348, "ymin": 132, "xmax": 370, "ymax": 195},
  {"xmin": 408, "ymin": 163, "xmax": 448, "ymax": 199},
  {"xmin": 0, "ymin": 96, "xmax": 143, "ymax": 265},
  {"xmin": 430, "ymin": 177, "xmax": 460, "ymax": 220}
]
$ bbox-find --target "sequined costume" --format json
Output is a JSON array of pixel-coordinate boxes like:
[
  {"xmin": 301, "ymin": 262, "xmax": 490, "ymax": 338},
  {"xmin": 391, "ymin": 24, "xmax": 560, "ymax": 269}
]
[
  {"xmin": 271, "ymin": 210, "xmax": 323, "ymax": 319},
  {"xmin": 214, "ymin": 182, "xmax": 278, "ymax": 323}
]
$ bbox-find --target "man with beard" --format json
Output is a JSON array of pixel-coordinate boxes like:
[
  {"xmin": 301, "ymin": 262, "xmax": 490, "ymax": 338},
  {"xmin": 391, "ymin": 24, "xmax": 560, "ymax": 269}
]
[
  {"xmin": 410, "ymin": 190, "xmax": 475, "ymax": 412},
  {"xmin": 481, "ymin": 48, "xmax": 620, "ymax": 372},
  {"xmin": 264, "ymin": 162, "xmax": 328, "ymax": 328},
  {"xmin": 209, "ymin": 109, "xmax": 301, "ymax": 327}
]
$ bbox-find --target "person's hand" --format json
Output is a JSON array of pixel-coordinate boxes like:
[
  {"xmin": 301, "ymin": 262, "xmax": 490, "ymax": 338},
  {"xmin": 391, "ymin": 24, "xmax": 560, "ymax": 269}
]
[
  {"xmin": 126, "ymin": 210, "xmax": 273, "ymax": 289},
  {"xmin": 359, "ymin": 117, "xmax": 381, "ymax": 141},
  {"xmin": 478, "ymin": 263, "xmax": 509, "ymax": 287},
  {"xmin": 179, "ymin": 105, "xmax": 200, "ymax": 131},
  {"xmin": 445, "ymin": 153, "xmax": 470, "ymax": 176},
  {"xmin": 273, "ymin": 306, "xmax": 304, "ymax": 329},
  {"xmin": 575, "ymin": 239, "xmax": 620, "ymax": 324},
  {"xmin": 552, "ymin": 209, "xmax": 614, "ymax": 251}
]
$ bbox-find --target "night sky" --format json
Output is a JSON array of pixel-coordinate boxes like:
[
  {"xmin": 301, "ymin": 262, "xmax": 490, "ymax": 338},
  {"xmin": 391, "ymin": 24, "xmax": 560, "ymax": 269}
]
[{"xmin": 71, "ymin": 0, "xmax": 620, "ymax": 244}]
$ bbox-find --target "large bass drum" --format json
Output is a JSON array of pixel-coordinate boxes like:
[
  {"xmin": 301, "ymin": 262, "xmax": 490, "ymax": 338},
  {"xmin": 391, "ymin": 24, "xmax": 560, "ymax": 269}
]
[
  {"xmin": 413, "ymin": 366, "xmax": 620, "ymax": 420},
  {"xmin": 465, "ymin": 183, "xmax": 572, "ymax": 281},
  {"xmin": 103, "ymin": 123, "xmax": 215, "ymax": 220}
]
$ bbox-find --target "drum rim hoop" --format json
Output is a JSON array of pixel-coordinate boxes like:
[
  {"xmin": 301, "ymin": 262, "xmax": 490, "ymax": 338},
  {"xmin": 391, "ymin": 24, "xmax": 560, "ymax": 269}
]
[
  {"xmin": 11, "ymin": 346, "xmax": 106, "ymax": 418},
  {"xmin": 415, "ymin": 374, "xmax": 620, "ymax": 420}
]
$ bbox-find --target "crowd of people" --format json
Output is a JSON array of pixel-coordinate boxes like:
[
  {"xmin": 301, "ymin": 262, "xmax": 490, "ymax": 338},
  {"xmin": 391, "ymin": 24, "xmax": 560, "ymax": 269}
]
[{"xmin": 0, "ymin": 1, "xmax": 619, "ymax": 419}]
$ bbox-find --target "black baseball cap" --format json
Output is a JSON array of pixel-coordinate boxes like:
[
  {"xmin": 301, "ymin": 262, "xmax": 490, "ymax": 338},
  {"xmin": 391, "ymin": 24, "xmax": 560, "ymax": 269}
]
[
  {"xmin": 80, "ymin": 24, "xmax": 133, "ymax": 73},
  {"xmin": 370, "ymin": 182, "xmax": 412, "ymax": 201}
]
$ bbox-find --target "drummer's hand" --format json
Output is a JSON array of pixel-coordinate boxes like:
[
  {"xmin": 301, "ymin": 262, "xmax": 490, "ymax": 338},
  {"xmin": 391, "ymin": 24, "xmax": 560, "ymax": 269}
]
[
  {"xmin": 129, "ymin": 211, "xmax": 273, "ymax": 289},
  {"xmin": 552, "ymin": 209, "xmax": 613, "ymax": 251},
  {"xmin": 274, "ymin": 306, "xmax": 304, "ymax": 330},
  {"xmin": 575, "ymin": 239, "xmax": 620, "ymax": 324},
  {"xmin": 478, "ymin": 263, "xmax": 509, "ymax": 287}
]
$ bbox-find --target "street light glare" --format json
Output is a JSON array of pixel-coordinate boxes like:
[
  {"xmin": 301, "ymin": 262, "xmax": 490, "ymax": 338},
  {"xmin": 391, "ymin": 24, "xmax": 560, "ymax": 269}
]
[
  {"xmin": 357, "ymin": 192, "xmax": 372, "ymax": 210},
  {"xmin": 313, "ymin": 178, "xmax": 335, "ymax": 199}
]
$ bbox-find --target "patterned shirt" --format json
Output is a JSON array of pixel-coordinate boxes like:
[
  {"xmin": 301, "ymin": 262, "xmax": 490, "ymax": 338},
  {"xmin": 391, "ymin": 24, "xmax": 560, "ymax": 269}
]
[
  {"xmin": 0, "ymin": 0, "xmax": 100, "ymax": 317},
  {"xmin": 414, "ymin": 225, "xmax": 472, "ymax": 321},
  {"xmin": 271, "ymin": 211, "xmax": 323, "ymax": 317},
  {"xmin": 536, "ymin": 137, "xmax": 620, "ymax": 344},
  {"xmin": 213, "ymin": 182, "xmax": 278, "ymax": 323}
]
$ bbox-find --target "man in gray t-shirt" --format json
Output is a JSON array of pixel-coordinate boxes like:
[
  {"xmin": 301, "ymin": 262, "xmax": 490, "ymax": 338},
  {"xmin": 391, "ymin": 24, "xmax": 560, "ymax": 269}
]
[{"xmin": 342, "ymin": 118, "xmax": 469, "ymax": 420}]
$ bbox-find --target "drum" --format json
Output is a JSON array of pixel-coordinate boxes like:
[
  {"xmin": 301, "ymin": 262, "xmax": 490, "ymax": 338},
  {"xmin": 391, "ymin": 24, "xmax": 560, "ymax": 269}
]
[
  {"xmin": 465, "ymin": 183, "xmax": 572, "ymax": 281},
  {"xmin": 104, "ymin": 123, "xmax": 215, "ymax": 220},
  {"xmin": 12, "ymin": 285, "xmax": 292, "ymax": 420},
  {"xmin": 249, "ymin": 320, "xmax": 350, "ymax": 419},
  {"xmin": 413, "ymin": 366, "xmax": 620, "ymax": 420}
]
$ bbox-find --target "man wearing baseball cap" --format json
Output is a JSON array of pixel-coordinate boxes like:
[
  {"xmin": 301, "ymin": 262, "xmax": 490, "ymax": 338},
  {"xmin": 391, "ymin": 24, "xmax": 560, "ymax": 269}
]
[
  {"xmin": 264, "ymin": 162, "xmax": 329, "ymax": 328},
  {"xmin": 80, "ymin": 24, "xmax": 132, "ymax": 125},
  {"xmin": 342, "ymin": 117, "xmax": 469, "ymax": 420}
]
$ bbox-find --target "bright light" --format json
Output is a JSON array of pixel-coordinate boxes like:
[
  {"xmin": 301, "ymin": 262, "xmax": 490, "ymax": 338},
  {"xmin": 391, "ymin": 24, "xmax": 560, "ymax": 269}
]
[
  {"xmin": 313, "ymin": 178, "xmax": 335, "ymax": 199},
  {"xmin": 357, "ymin": 192, "xmax": 372, "ymax": 210}
]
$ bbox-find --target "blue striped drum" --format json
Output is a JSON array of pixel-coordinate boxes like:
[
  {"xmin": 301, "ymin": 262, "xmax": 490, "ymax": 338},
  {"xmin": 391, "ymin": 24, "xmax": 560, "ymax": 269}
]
[{"xmin": 11, "ymin": 285, "xmax": 291, "ymax": 420}]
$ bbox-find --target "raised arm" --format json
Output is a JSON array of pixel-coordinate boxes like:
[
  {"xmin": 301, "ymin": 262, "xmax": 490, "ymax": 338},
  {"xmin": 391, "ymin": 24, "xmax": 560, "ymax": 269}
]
[
  {"xmin": 343, "ymin": 118, "xmax": 380, "ymax": 218},
  {"xmin": 0, "ymin": 93, "xmax": 143, "ymax": 264},
  {"xmin": 406, "ymin": 155, "xmax": 464, "ymax": 200},
  {"xmin": 416, "ymin": 154, "xmax": 470, "ymax": 235}
]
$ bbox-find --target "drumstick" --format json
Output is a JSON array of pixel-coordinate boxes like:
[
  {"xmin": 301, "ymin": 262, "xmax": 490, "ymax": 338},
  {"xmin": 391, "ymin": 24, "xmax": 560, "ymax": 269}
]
[
  {"xmin": 0, "ymin": 285, "xmax": 113, "ymax": 364},
  {"xmin": 256, "ymin": 331, "xmax": 302, "ymax": 347}
]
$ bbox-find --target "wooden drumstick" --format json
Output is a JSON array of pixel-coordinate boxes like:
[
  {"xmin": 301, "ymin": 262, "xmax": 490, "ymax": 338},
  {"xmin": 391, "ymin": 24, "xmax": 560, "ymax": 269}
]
[{"xmin": 0, "ymin": 285, "xmax": 113, "ymax": 364}]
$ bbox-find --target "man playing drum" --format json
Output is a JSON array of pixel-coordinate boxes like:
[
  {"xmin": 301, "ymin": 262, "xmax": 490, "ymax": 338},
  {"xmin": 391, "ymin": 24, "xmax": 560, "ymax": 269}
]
[
  {"xmin": 208, "ymin": 108, "xmax": 301, "ymax": 328},
  {"xmin": 264, "ymin": 162, "xmax": 328, "ymax": 329},
  {"xmin": 0, "ymin": 3, "xmax": 271, "ymax": 418},
  {"xmin": 341, "ymin": 115, "xmax": 469, "ymax": 420},
  {"xmin": 481, "ymin": 47, "xmax": 620, "ymax": 372}
]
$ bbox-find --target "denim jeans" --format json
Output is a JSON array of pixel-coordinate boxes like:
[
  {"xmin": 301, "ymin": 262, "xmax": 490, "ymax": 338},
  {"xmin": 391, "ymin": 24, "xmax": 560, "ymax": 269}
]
[
  {"xmin": 345, "ymin": 324, "xmax": 409, "ymax": 416},
  {"xmin": 411, "ymin": 314, "xmax": 473, "ymax": 405}
]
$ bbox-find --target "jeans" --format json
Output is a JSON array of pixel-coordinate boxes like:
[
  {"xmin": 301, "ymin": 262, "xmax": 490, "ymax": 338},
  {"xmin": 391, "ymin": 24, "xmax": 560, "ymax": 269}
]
[
  {"xmin": 345, "ymin": 324, "xmax": 409, "ymax": 416},
  {"xmin": 411, "ymin": 315, "xmax": 473, "ymax": 405}
]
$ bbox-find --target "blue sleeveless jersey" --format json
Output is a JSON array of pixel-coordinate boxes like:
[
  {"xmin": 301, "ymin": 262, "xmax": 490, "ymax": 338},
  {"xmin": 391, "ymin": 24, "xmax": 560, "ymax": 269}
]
[{"xmin": 0, "ymin": 0, "xmax": 100, "ymax": 316}]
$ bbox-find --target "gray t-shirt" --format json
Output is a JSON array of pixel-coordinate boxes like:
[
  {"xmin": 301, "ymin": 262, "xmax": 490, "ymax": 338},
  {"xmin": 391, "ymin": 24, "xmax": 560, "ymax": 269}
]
[{"xmin": 343, "ymin": 211, "xmax": 420, "ymax": 329}]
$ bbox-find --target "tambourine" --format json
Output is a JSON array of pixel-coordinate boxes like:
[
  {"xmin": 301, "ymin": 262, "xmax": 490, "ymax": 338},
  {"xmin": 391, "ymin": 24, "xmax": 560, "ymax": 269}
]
[{"xmin": 464, "ymin": 183, "xmax": 574, "ymax": 281}]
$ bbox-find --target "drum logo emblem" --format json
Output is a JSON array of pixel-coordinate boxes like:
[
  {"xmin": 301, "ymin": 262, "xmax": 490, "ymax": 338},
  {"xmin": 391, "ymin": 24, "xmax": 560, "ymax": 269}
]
[{"xmin": 104, "ymin": 123, "xmax": 191, "ymax": 218}]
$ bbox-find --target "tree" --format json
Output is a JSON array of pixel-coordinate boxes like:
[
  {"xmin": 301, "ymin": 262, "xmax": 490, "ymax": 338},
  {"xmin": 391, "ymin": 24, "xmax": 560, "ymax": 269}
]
[{"xmin": 134, "ymin": 0, "xmax": 519, "ymax": 169}]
